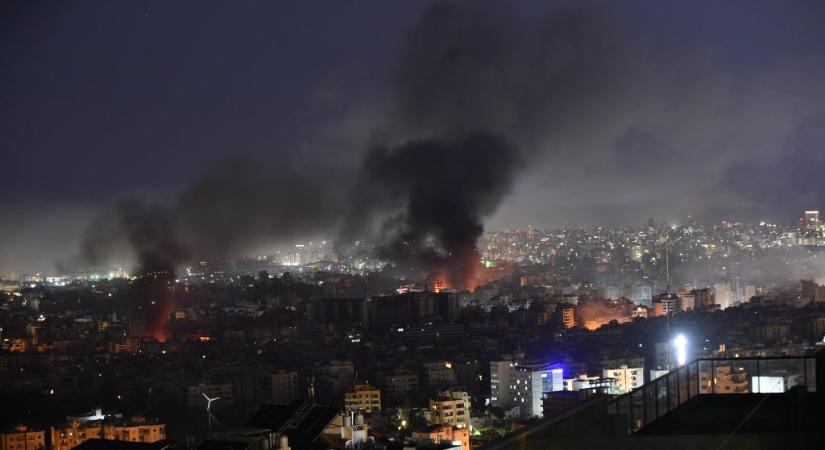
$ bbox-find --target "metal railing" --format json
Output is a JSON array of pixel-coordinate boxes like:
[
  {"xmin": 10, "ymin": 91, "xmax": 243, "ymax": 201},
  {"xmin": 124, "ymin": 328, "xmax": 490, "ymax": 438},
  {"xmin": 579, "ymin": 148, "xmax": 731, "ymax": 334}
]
[{"xmin": 605, "ymin": 355, "xmax": 818, "ymax": 434}]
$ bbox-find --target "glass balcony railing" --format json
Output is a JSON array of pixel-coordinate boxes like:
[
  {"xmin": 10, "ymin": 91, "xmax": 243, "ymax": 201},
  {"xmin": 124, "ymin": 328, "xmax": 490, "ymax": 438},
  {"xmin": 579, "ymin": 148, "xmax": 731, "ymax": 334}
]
[{"xmin": 605, "ymin": 356, "xmax": 818, "ymax": 434}]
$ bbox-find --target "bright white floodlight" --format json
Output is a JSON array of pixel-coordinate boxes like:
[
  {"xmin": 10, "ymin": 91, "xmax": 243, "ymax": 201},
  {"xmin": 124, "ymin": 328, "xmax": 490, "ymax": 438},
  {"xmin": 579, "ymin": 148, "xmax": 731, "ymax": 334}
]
[{"xmin": 673, "ymin": 334, "xmax": 688, "ymax": 367}]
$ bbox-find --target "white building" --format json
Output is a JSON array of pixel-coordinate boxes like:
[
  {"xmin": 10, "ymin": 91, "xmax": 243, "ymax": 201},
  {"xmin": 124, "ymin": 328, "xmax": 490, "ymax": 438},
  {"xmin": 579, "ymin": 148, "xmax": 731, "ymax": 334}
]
[
  {"xmin": 563, "ymin": 375, "xmax": 620, "ymax": 394},
  {"xmin": 490, "ymin": 359, "xmax": 564, "ymax": 419},
  {"xmin": 490, "ymin": 360, "xmax": 514, "ymax": 409},
  {"xmin": 602, "ymin": 365, "xmax": 644, "ymax": 394},
  {"xmin": 714, "ymin": 282, "xmax": 733, "ymax": 309},
  {"xmin": 632, "ymin": 284, "xmax": 652, "ymax": 307}
]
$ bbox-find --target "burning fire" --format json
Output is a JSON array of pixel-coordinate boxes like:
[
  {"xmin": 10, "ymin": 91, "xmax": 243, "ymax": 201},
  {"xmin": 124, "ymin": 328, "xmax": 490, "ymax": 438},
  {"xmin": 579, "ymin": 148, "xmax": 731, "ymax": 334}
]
[
  {"xmin": 576, "ymin": 297, "xmax": 635, "ymax": 330},
  {"xmin": 138, "ymin": 273, "xmax": 175, "ymax": 343},
  {"xmin": 430, "ymin": 245, "xmax": 482, "ymax": 292},
  {"xmin": 432, "ymin": 278, "xmax": 448, "ymax": 293}
]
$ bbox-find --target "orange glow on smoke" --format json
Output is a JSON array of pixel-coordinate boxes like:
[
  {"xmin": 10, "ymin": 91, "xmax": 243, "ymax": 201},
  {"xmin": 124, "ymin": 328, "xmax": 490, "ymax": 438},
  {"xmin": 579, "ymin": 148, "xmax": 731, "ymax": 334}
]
[
  {"xmin": 583, "ymin": 319, "xmax": 632, "ymax": 330},
  {"xmin": 151, "ymin": 329, "xmax": 169, "ymax": 343},
  {"xmin": 145, "ymin": 283, "xmax": 174, "ymax": 343},
  {"xmin": 576, "ymin": 297, "xmax": 636, "ymax": 330},
  {"xmin": 438, "ymin": 246, "xmax": 482, "ymax": 292}
]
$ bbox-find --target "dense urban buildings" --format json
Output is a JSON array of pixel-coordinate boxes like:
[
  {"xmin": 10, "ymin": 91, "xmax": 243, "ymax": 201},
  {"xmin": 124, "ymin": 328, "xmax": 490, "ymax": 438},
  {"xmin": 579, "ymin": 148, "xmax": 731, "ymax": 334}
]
[{"xmin": 3, "ymin": 214, "xmax": 825, "ymax": 448}]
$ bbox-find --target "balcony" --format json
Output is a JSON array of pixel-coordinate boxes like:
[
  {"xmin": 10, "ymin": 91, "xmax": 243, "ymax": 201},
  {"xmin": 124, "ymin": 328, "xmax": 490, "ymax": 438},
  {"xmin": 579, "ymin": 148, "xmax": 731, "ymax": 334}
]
[{"xmin": 606, "ymin": 355, "xmax": 818, "ymax": 434}]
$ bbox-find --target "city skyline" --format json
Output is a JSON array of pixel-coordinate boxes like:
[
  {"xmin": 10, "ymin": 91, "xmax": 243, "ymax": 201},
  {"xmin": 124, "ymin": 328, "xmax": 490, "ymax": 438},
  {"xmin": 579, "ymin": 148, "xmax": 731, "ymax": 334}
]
[
  {"xmin": 2, "ymin": 2, "xmax": 825, "ymax": 448},
  {"xmin": 3, "ymin": 211, "xmax": 825, "ymax": 278}
]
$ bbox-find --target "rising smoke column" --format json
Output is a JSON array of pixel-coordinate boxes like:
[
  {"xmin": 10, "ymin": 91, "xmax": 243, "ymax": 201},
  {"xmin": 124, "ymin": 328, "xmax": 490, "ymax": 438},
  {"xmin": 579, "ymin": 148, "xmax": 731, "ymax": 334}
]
[
  {"xmin": 115, "ymin": 199, "xmax": 184, "ymax": 340},
  {"xmin": 345, "ymin": 1, "xmax": 626, "ymax": 288},
  {"xmin": 79, "ymin": 158, "xmax": 346, "ymax": 274},
  {"xmin": 361, "ymin": 133, "xmax": 522, "ymax": 290},
  {"xmin": 78, "ymin": 198, "xmax": 186, "ymax": 340},
  {"xmin": 75, "ymin": 1, "xmax": 629, "ymax": 295},
  {"xmin": 77, "ymin": 160, "xmax": 346, "ymax": 338}
]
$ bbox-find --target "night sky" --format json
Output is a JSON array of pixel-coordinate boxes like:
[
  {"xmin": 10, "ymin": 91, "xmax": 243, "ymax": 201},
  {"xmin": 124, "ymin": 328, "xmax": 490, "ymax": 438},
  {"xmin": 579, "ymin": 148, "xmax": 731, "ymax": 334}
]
[{"xmin": 2, "ymin": 0, "xmax": 825, "ymax": 275}]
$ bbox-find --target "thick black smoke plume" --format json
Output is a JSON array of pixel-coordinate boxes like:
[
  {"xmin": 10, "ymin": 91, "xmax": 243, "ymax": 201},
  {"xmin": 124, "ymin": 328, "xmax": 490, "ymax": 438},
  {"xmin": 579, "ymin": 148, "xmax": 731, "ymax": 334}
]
[
  {"xmin": 73, "ymin": 1, "xmax": 627, "ymax": 292},
  {"xmin": 78, "ymin": 158, "xmax": 346, "ymax": 274},
  {"xmin": 347, "ymin": 1, "xmax": 625, "ymax": 287},
  {"xmin": 390, "ymin": 1, "xmax": 624, "ymax": 143},
  {"xmin": 360, "ymin": 133, "xmax": 522, "ymax": 289}
]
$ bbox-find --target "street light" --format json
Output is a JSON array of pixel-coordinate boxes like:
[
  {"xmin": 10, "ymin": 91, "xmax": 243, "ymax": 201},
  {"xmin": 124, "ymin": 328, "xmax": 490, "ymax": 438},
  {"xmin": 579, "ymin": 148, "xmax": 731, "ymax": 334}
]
[{"xmin": 673, "ymin": 334, "xmax": 688, "ymax": 367}]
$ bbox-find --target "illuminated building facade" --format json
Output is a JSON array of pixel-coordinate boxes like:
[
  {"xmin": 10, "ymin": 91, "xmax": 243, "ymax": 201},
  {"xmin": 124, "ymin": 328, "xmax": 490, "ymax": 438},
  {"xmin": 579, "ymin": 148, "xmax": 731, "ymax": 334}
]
[
  {"xmin": 805, "ymin": 210, "xmax": 820, "ymax": 227},
  {"xmin": 491, "ymin": 358, "xmax": 564, "ymax": 418},
  {"xmin": 429, "ymin": 390, "xmax": 471, "ymax": 428},
  {"xmin": 632, "ymin": 284, "xmax": 652, "ymax": 307},
  {"xmin": 412, "ymin": 425, "xmax": 469, "ymax": 450},
  {"xmin": 714, "ymin": 282, "xmax": 733, "ymax": 309},
  {"xmin": 50, "ymin": 417, "xmax": 165, "ymax": 450},
  {"xmin": 699, "ymin": 365, "xmax": 749, "ymax": 394},
  {"xmin": 490, "ymin": 360, "xmax": 514, "ymax": 411},
  {"xmin": 602, "ymin": 365, "xmax": 644, "ymax": 394},
  {"xmin": 0, "ymin": 426, "xmax": 46, "ymax": 450},
  {"xmin": 344, "ymin": 383, "xmax": 381, "ymax": 413},
  {"xmin": 652, "ymin": 293, "xmax": 680, "ymax": 318},
  {"xmin": 563, "ymin": 375, "xmax": 620, "ymax": 394},
  {"xmin": 560, "ymin": 305, "xmax": 575, "ymax": 329}
]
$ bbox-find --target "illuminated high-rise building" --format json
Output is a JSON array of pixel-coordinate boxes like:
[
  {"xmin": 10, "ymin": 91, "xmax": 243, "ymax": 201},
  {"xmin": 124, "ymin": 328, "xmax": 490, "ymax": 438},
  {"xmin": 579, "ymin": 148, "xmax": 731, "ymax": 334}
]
[
  {"xmin": 512, "ymin": 363, "xmax": 565, "ymax": 418},
  {"xmin": 805, "ymin": 210, "xmax": 820, "ymax": 227},
  {"xmin": 632, "ymin": 284, "xmax": 652, "ymax": 307},
  {"xmin": 490, "ymin": 359, "xmax": 564, "ymax": 419},
  {"xmin": 490, "ymin": 360, "xmax": 515, "ymax": 410}
]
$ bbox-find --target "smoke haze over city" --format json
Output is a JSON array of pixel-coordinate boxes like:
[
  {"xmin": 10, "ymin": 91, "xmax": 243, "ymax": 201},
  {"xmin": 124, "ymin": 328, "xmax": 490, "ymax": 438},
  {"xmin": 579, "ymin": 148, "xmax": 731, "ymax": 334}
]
[
  {"xmin": 5, "ymin": 3, "xmax": 825, "ymax": 449},
  {"xmin": 2, "ymin": 0, "xmax": 825, "ymax": 275}
]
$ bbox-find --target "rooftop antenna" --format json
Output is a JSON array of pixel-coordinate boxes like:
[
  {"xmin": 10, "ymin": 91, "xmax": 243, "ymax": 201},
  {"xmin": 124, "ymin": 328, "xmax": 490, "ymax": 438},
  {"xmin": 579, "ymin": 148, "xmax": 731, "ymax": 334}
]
[
  {"xmin": 665, "ymin": 234, "xmax": 671, "ymax": 294},
  {"xmin": 665, "ymin": 232, "xmax": 673, "ymax": 370},
  {"xmin": 202, "ymin": 393, "xmax": 222, "ymax": 432},
  {"xmin": 307, "ymin": 376, "xmax": 316, "ymax": 402}
]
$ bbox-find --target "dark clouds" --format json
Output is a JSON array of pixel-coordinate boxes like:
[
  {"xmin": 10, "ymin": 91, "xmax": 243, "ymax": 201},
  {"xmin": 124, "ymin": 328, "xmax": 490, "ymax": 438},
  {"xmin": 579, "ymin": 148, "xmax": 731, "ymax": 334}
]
[
  {"xmin": 727, "ymin": 111, "xmax": 825, "ymax": 219},
  {"xmin": 2, "ymin": 0, "xmax": 825, "ymax": 275},
  {"xmin": 66, "ymin": 0, "xmax": 635, "ymax": 281}
]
